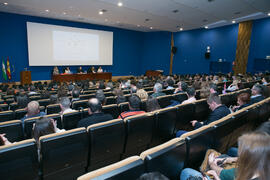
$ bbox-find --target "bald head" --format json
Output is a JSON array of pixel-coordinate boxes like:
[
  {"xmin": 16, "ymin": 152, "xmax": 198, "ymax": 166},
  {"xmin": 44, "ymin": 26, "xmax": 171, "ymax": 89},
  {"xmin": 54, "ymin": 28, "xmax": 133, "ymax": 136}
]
[
  {"xmin": 27, "ymin": 101, "xmax": 40, "ymax": 116},
  {"xmin": 88, "ymin": 98, "xmax": 102, "ymax": 114}
]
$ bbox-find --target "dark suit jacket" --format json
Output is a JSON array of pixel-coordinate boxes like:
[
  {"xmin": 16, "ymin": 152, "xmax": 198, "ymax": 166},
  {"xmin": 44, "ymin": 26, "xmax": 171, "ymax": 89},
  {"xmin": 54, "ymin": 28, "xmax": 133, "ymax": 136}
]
[
  {"xmin": 195, "ymin": 105, "xmax": 231, "ymax": 129},
  {"xmin": 250, "ymin": 95, "xmax": 265, "ymax": 104},
  {"xmin": 77, "ymin": 112, "xmax": 113, "ymax": 128}
]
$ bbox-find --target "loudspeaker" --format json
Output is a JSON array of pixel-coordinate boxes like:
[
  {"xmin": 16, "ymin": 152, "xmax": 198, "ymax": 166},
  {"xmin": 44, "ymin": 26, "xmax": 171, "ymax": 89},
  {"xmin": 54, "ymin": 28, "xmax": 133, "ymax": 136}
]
[
  {"xmin": 205, "ymin": 52, "xmax": 210, "ymax": 59},
  {"xmin": 172, "ymin": 46, "xmax": 177, "ymax": 54}
]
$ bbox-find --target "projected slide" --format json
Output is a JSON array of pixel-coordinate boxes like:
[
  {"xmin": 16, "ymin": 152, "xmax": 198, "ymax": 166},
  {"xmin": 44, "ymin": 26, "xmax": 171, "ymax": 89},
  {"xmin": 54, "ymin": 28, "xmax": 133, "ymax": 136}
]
[
  {"xmin": 53, "ymin": 31, "xmax": 99, "ymax": 61},
  {"xmin": 27, "ymin": 22, "xmax": 113, "ymax": 66}
]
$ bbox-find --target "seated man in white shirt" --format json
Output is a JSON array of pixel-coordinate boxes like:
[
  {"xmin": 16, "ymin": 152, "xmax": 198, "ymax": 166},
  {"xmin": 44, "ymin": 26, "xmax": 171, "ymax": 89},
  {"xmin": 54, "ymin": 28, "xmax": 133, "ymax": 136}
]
[
  {"xmin": 59, "ymin": 97, "xmax": 76, "ymax": 116},
  {"xmin": 182, "ymin": 87, "xmax": 196, "ymax": 104},
  {"xmin": 97, "ymin": 66, "xmax": 103, "ymax": 73}
]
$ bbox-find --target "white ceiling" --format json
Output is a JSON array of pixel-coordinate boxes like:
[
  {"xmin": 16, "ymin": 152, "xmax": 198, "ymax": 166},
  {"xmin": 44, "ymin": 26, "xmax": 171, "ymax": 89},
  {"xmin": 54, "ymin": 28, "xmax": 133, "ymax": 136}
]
[{"xmin": 0, "ymin": 0, "xmax": 269, "ymax": 32}]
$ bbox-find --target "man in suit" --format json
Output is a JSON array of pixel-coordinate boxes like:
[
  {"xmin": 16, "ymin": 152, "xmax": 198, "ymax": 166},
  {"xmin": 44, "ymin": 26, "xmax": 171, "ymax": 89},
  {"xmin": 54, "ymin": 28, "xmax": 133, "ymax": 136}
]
[
  {"xmin": 174, "ymin": 81, "xmax": 188, "ymax": 94},
  {"xmin": 250, "ymin": 84, "xmax": 265, "ymax": 104},
  {"xmin": 77, "ymin": 98, "xmax": 113, "ymax": 128}
]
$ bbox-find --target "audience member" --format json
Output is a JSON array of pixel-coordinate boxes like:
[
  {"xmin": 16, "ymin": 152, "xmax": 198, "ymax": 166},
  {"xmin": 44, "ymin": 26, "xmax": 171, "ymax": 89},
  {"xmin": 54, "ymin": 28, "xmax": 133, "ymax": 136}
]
[
  {"xmin": 118, "ymin": 94, "xmax": 145, "ymax": 119},
  {"xmin": 71, "ymin": 88, "xmax": 80, "ymax": 103},
  {"xmin": 231, "ymin": 92, "xmax": 250, "ymax": 112},
  {"xmin": 136, "ymin": 88, "xmax": 148, "ymax": 101},
  {"xmin": 191, "ymin": 94, "xmax": 230, "ymax": 129},
  {"xmin": 166, "ymin": 78, "xmax": 174, "ymax": 90},
  {"xmin": 137, "ymin": 172, "xmax": 169, "ymax": 180},
  {"xmin": 182, "ymin": 87, "xmax": 197, "ymax": 104},
  {"xmin": 146, "ymin": 96, "xmax": 161, "ymax": 112},
  {"xmin": 28, "ymin": 85, "xmax": 37, "ymax": 95},
  {"xmin": 16, "ymin": 93, "xmax": 29, "ymax": 109},
  {"xmin": 151, "ymin": 83, "xmax": 165, "ymax": 98},
  {"xmin": 97, "ymin": 66, "xmax": 103, "ymax": 73},
  {"xmin": 77, "ymin": 66, "xmax": 83, "ymax": 74},
  {"xmin": 96, "ymin": 90, "xmax": 106, "ymax": 106},
  {"xmin": 209, "ymin": 83, "xmax": 219, "ymax": 95},
  {"xmin": 114, "ymin": 88, "xmax": 126, "ymax": 104},
  {"xmin": 49, "ymin": 94, "xmax": 58, "ymax": 104},
  {"xmin": 174, "ymin": 81, "xmax": 188, "ymax": 94},
  {"xmin": 59, "ymin": 97, "xmax": 75, "ymax": 115},
  {"xmin": 250, "ymin": 84, "xmax": 265, "ymax": 104},
  {"xmin": 77, "ymin": 98, "xmax": 113, "ymax": 128},
  {"xmin": 21, "ymin": 101, "xmax": 46, "ymax": 129},
  {"xmin": 52, "ymin": 66, "xmax": 59, "ymax": 75}
]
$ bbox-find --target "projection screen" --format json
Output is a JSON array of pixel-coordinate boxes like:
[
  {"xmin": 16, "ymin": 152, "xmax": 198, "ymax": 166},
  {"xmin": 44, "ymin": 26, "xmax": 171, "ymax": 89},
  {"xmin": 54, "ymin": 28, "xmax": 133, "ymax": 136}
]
[{"xmin": 26, "ymin": 22, "xmax": 113, "ymax": 66}]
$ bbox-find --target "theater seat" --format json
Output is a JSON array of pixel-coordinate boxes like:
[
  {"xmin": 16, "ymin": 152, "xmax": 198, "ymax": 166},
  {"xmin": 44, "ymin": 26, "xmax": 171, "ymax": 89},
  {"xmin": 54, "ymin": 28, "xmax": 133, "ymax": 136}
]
[
  {"xmin": 180, "ymin": 125, "xmax": 215, "ymax": 169},
  {"xmin": 175, "ymin": 103, "xmax": 195, "ymax": 131},
  {"xmin": 62, "ymin": 110, "xmax": 82, "ymax": 130},
  {"xmin": 87, "ymin": 119, "xmax": 125, "ymax": 171},
  {"xmin": 193, "ymin": 99, "xmax": 210, "ymax": 121},
  {"xmin": 14, "ymin": 108, "xmax": 27, "ymax": 119},
  {"xmin": 72, "ymin": 100, "xmax": 88, "ymax": 110},
  {"xmin": 79, "ymin": 93, "xmax": 95, "ymax": 100},
  {"xmin": 140, "ymin": 138, "xmax": 186, "ymax": 180},
  {"xmin": 172, "ymin": 93, "xmax": 188, "ymax": 104},
  {"xmin": 106, "ymin": 96, "xmax": 116, "ymax": 105},
  {"xmin": 123, "ymin": 113, "xmax": 155, "ymax": 158},
  {"xmin": 0, "ymin": 139, "xmax": 39, "ymax": 180},
  {"xmin": 38, "ymin": 99, "xmax": 50, "ymax": 107},
  {"xmin": 118, "ymin": 102, "xmax": 129, "ymax": 113},
  {"xmin": 40, "ymin": 128, "xmax": 88, "ymax": 180},
  {"xmin": 77, "ymin": 156, "xmax": 144, "ymax": 180},
  {"xmin": 0, "ymin": 120, "xmax": 24, "ymax": 142},
  {"xmin": 0, "ymin": 104, "xmax": 9, "ymax": 111},
  {"xmin": 9, "ymin": 102, "xmax": 18, "ymax": 111},
  {"xmin": 0, "ymin": 110, "xmax": 14, "ymax": 122},
  {"xmin": 102, "ymin": 104, "xmax": 119, "ymax": 119},
  {"xmin": 157, "ymin": 95, "xmax": 172, "ymax": 108},
  {"xmin": 47, "ymin": 104, "xmax": 61, "ymax": 114}
]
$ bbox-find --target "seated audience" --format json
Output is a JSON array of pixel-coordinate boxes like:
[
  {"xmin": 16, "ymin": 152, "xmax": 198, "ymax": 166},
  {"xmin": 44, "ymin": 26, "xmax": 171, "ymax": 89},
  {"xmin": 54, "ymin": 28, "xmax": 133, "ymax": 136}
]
[
  {"xmin": 181, "ymin": 132, "xmax": 270, "ymax": 180},
  {"xmin": 97, "ymin": 66, "xmax": 103, "ymax": 73},
  {"xmin": 166, "ymin": 78, "xmax": 174, "ymax": 90},
  {"xmin": 231, "ymin": 92, "xmax": 250, "ymax": 112},
  {"xmin": 250, "ymin": 84, "xmax": 265, "ymax": 104},
  {"xmin": 151, "ymin": 83, "xmax": 165, "ymax": 98},
  {"xmin": 146, "ymin": 96, "xmax": 161, "ymax": 112},
  {"xmin": 71, "ymin": 88, "xmax": 80, "ymax": 103},
  {"xmin": 209, "ymin": 83, "xmax": 219, "ymax": 95},
  {"xmin": 262, "ymin": 76, "xmax": 269, "ymax": 85},
  {"xmin": 64, "ymin": 67, "xmax": 71, "ymax": 74},
  {"xmin": 77, "ymin": 66, "xmax": 83, "ymax": 74},
  {"xmin": 77, "ymin": 98, "xmax": 113, "ymax": 128},
  {"xmin": 182, "ymin": 87, "xmax": 196, "ymax": 104},
  {"xmin": 28, "ymin": 85, "xmax": 37, "ymax": 95},
  {"xmin": 136, "ymin": 88, "xmax": 148, "ymax": 101},
  {"xmin": 114, "ymin": 88, "xmax": 126, "ymax": 104},
  {"xmin": 191, "ymin": 94, "xmax": 230, "ymax": 129},
  {"xmin": 226, "ymin": 80, "xmax": 239, "ymax": 92},
  {"xmin": 174, "ymin": 81, "xmax": 188, "ymax": 94},
  {"xmin": 0, "ymin": 133, "xmax": 11, "ymax": 146},
  {"xmin": 16, "ymin": 92, "xmax": 29, "ymax": 109},
  {"xmin": 21, "ymin": 101, "xmax": 46, "ymax": 128},
  {"xmin": 96, "ymin": 90, "xmax": 106, "ymax": 106},
  {"xmin": 59, "ymin": 97, "xmax": 75, "ymax": 115},
  {"xmin": 52, "ymin": 66, "xmax": 59, "ymax": 75},
  {"xmin": 49, "ymin": 94, "xmax": 58, "ymax": 104},
  {"xmin": 118, "ymin": 94, "xmax": 145, "ymax": 119}
]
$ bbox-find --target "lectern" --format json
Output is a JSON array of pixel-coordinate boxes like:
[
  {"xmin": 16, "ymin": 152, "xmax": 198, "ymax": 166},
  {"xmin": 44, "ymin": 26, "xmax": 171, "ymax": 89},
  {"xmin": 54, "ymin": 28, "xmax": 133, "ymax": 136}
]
[{"xmin": 20, "ymin": 71, "xmax": 31, "ymax": 85}]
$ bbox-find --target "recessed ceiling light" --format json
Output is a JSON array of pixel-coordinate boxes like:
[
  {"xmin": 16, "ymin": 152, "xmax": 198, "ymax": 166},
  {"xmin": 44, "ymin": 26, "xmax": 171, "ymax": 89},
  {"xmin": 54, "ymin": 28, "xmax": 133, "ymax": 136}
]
[
  {"xmin": 116, "ymin": 21, "xmax": 120, "ymax": 23},
  {"xmin": 205, "ymin": 26, "xmax": 208, "ymax": 29},
  {"xmin": 118, "ymin": 2, "xmax": 123, "ymax": 7},
  {"xmin": 105, "ymin": 19, "xmax": 108, "ymax": 22},
  {"xmin": 3, "ymin": 2, "xmax": 8, "ymax": 5},
  {"xmin": 137, "ymin": 25, "xmax": 140, "ymax": 27},
  {"xmin": 63, "ymin": 12, "xmax": 66, "ymax": 15},
  {"xmin": 232, "ymin": 20, "xmax": 236, "ymax": 23},
  {"xmin": 268, "ymin": 13, "xmax": 270, "ymax": 16},
  {"xmin": 150, "ymin": 27, "xmax": 153, "ymax": 29},
  {"xmin": 45, "ymin": 9, "xmax": 50, "ymax": 12},
  {"xmin": 78, "ymin": 14, "xmax": 81, "ymax": 17},
  {"xmin": 179, "ymin": 28, "xmax": 183, "ymax": 31},
  {"xmin": 99, "ymin": 11, "xmax": 103, "ymax": 15}
]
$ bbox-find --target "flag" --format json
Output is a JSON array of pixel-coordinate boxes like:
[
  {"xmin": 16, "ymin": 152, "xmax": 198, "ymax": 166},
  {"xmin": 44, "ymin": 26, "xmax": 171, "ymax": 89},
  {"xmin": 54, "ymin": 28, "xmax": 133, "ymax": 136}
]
[
  {"xmin": 2, "ymin": 59, "xmax": 7, "ymax": 81},
  {"xmin": 6, "ymin": 57, "xmax": 11, "ymax": 80}
]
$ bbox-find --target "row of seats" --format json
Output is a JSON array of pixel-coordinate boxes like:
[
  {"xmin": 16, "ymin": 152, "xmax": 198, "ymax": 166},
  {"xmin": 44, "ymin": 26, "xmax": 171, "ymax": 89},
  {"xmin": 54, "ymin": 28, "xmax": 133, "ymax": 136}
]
[
  {"xmin": 78, "ymin": 97, "xmax": 270, "ymax": 180},
  {"xmin": 0, "ymin": 89, "xmax": 264, "ymax": 180}
]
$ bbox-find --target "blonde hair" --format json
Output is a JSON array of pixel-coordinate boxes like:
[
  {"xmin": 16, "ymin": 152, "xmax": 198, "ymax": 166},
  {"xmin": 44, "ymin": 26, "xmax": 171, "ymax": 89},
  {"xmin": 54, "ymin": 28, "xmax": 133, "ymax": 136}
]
[{"xmin": 136, "ymin": 89, "xmax": 148, "ymax": 100}]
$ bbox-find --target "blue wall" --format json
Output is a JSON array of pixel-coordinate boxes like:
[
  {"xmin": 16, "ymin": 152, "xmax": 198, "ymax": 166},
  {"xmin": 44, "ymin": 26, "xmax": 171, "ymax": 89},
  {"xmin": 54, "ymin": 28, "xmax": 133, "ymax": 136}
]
[
  {"xmin": 0, "ymin": 12, "xmax": 143, "ymax": 82},
  {"xmin": 247, "ymin": 17, "xmax": 270, "ymax": 72}
]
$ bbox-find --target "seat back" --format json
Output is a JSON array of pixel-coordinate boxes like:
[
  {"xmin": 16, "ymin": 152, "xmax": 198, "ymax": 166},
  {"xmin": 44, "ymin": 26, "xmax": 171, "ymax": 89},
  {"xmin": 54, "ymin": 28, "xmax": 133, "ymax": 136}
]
[
  {"xmin": 118, "ymin": 102, "xmax": 129, "ymax": 113},
  {"xmin": 0, "ymin": 104, "xmax": 9, "ymax": 111},
  {"xmin": 172, "ymin": 93, "xmax": 188, "ymax": 104},
  {"xmin": 157, "ymin": 95, "xmax": 172, "ymax": 108},
  {"xmin": 106, "ymin": 96, "xmax": 116, "ymax": 105},
  {"xmin": 14, "ymin": 108, "xmax": 27, "ymax": 119},
  {"xmin": 175, "ymin": 103, "xmax": 195, "ymax": 131},
  {"xmin": 87, "ymin": 119, "xmax": 125, "ymax": 171},
  {"xmin": 0, "ymin": 110, "xmax": 14, "ymax": 122},
  {"xmin": 79, "ymin": 93, "xmax": 95, "ymax": 100},
  {"xmin": 124, "ymin": 113, "xmax": 155, "ymax": 157},
  {"xmin": 47, "ymin": 104, "xmax": 61, "ymax": 114},
  {"xmin": 162, "ymin": 89, "xmax": 175, "ymax": 95},
  {"xmin": 181, "ymin": 125, "xmax": 215, "ymax": 168},
  {"xmin": 38, "ymin": 99, "xmax": 50, "ymax": 107},
  {"xmin": 0, "ymin": 120, "xmax": 24, "ymax": 142},
  {"xmin": 72, "ymin": 100, "xmax": 89, "ymax": 110},
  {"xmin": 153, "ymin": 107, "xmax": 177, "ymax": 144},
  {"xmin": 220, "ymin": 93, "xmax": 234, "ymax": 107},
  {"xmin": 140, "ymin": 138, "xmax": 186, "ymax": 180},
  {"xmin": 40, "ymin": 128, "xmax": 88, "ymax": 180},
  {"xmin": 193, "ymin": 99, "xmax": 210, "ymax": 121},
  {"xmin": 9, "ymin": 102, "xmax": 18, "ymax": 111},
  {"xmin": 102, "ymin": 104, "xmax": 119, "ymax": 119},
  {"xmin": 62, "ymin": 111, "xmax": 82, "ymax": 130},
  {"xmin": 0, "ymin": 139, "xmax": 39, "ymax": 180},
  {"xmin": 77, "ymin": 156, "xmax": 144, "ymax": 180}
]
